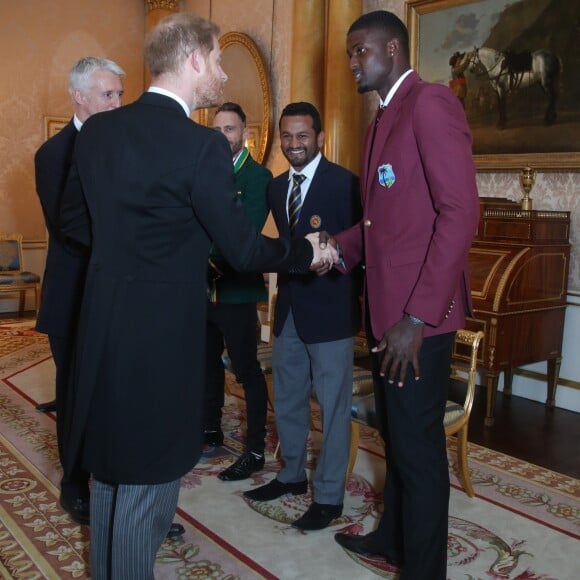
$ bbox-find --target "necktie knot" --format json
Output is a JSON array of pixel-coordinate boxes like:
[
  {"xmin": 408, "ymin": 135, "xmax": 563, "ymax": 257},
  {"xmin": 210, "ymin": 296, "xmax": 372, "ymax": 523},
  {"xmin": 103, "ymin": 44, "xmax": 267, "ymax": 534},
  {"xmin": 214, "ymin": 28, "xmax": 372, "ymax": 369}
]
[
  {"xmin": 288, "ymin": 174, "xmax": 306, "ymax": 235},
  {"xmin": 376, "ymin": 106, "xmax": 385, "ymax": 124},
  {"xmin": 293, "ymin": 174, "xmax": 306, "ymax": 186}
]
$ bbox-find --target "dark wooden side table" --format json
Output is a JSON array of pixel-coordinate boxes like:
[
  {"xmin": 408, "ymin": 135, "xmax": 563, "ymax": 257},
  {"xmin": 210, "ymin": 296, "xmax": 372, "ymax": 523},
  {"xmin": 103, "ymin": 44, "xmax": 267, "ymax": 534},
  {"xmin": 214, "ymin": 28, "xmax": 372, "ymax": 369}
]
[{"xmin": 465, "ymin": 198, "xmax": 571, "ymax": 426}]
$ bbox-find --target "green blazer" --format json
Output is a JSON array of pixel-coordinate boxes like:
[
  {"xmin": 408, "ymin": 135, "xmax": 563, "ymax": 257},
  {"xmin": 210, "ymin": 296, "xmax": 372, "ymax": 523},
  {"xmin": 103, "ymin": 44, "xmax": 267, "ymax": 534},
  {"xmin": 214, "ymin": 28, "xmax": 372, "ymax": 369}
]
[{"xmin": 210, "ymin": 150, "xmax": 272, "ymax": 304}]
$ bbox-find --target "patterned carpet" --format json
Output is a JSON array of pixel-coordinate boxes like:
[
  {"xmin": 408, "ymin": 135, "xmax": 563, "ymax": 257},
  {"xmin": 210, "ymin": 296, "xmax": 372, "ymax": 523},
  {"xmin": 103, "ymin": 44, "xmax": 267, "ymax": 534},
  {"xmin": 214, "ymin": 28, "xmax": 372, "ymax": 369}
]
[{"xmin": 0, "ymin": 319, "xmax": 578, "ymax": 579}]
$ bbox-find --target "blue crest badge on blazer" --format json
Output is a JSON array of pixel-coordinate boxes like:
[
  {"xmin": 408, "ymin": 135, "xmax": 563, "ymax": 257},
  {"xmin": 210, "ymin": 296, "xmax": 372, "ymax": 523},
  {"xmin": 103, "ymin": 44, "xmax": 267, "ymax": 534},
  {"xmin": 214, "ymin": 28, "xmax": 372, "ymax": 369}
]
[{"xmin": 378, "ymin": 164, "xmax": 395, "ymax": 188}]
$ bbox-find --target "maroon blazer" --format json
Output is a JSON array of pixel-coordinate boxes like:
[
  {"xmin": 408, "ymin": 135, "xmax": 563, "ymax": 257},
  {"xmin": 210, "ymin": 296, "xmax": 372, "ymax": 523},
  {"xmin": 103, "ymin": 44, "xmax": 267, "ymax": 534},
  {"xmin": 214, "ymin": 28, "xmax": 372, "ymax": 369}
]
[{"xmin": 336, "ymin": 71, "xmax": 479, "ymax": 341}]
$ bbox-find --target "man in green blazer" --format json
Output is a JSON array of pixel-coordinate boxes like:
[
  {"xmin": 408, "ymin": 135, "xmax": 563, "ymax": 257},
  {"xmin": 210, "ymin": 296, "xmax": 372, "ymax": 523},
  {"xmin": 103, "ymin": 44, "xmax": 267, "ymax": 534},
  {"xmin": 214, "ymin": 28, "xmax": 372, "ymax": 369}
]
[{"xmin": 204, "ymin": 102, "xmax": 273, "ymax": 481}]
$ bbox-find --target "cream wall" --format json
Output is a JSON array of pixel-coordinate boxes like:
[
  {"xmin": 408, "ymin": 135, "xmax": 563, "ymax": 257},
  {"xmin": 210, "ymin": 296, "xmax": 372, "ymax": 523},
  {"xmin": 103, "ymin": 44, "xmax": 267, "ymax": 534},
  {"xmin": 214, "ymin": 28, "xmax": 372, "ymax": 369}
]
[{"xmin": 0, "ymin": 0, "xmax": 145, "ymax": 243}]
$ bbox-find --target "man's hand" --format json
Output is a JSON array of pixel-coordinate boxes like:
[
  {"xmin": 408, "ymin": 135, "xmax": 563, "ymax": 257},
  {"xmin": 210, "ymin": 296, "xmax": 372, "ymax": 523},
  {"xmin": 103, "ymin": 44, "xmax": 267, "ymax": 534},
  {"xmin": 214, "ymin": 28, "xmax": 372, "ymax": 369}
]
[
  {"xmin": 305, "ymin": 232, "xmax": 338, "ymax": 270},
  {"xmin": 311, "ymin": 230, "xmax": 338, "ymax": 275},
  {"xmin": 372, "ymin": 316, "xmax": 424, "ymax": 387}
]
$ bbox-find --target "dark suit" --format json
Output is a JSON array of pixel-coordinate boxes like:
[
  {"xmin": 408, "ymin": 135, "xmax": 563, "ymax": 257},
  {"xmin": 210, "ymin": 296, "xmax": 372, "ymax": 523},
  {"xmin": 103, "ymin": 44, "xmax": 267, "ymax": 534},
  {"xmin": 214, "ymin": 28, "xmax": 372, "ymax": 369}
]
[
  {"xmin": 58, "ymin": 92, "xmax": 313, "ymax": 569},
  {"xmin": 336, "ymin": 72, "xmax": 480, "ymax": 578},
  {"xmin": 268, "ymin": 155, "xmax": 361, "ymax": 504},
  {"xmin": 34, "ymin": 118, "xmax": 89, "ymax": 497},
  {"xmin": 204, "ymin": 151, "xmax": 272, "ymax": 454}
]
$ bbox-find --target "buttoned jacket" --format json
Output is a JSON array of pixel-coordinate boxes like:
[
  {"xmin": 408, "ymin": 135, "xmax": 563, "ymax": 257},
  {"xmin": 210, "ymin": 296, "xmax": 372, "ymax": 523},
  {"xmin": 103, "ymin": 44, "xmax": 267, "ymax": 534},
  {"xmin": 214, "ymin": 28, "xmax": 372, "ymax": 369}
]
[
  {"xmin": 269, "ymin": 156, "xmax": 361, "ymax": 343},
  {"xmin": 336, "ymin": 71, "xmax": 479, "ymax": 341}
]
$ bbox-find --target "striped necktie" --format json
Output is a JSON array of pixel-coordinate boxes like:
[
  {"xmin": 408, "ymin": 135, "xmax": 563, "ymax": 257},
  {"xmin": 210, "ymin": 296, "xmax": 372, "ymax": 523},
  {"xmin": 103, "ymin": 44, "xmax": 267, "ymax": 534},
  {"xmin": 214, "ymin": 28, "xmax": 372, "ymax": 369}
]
[{"xmin": 288, "ymin": 174, "xmax": 306, "ymax": 235}]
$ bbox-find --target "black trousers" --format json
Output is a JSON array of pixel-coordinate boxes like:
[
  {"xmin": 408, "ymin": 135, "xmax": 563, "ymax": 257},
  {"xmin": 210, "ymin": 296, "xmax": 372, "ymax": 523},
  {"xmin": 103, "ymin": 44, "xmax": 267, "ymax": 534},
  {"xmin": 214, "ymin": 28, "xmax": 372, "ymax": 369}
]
[
  {"xmin": 203, "ymin": 302, "xmax": 267, "ymax": 454},
  {"xmin": 368, "ymin": 330, "xmax": 454, "ymax": 580},
  {"xmin": 48, "ymin": 334, "xmax": 90, "ymax": 496}
]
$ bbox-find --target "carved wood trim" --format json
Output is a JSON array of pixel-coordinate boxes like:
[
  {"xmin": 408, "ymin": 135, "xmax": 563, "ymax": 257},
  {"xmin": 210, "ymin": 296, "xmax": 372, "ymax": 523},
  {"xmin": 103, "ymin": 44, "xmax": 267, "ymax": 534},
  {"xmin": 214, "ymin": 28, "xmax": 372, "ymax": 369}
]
[{"xmin": 146, "ymin": 0, "xmax": 178, "ymax": 13}]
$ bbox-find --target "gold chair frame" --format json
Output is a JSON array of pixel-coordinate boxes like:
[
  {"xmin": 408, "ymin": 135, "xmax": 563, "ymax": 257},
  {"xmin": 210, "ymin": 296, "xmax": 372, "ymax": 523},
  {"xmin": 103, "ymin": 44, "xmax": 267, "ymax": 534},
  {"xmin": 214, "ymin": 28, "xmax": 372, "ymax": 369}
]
[
  {"xmin": 348, "ymin": 329, "xmax": 484, "ymax": 497},
  {"xmin": 446, "ymin": 329, "xmax": 484, "ymax": 497}
]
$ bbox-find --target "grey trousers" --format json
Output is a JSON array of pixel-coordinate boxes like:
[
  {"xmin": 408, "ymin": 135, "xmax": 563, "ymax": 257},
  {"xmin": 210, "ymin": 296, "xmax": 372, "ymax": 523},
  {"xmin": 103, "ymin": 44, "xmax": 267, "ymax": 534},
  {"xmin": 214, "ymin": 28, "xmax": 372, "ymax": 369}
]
[
  {"xmin": 90, "ymin": 477, "xmax": 180, "ymax": 579},
  {"xmin": 273, "ymin": 309, "xmax": 353, "ymax": 505}
]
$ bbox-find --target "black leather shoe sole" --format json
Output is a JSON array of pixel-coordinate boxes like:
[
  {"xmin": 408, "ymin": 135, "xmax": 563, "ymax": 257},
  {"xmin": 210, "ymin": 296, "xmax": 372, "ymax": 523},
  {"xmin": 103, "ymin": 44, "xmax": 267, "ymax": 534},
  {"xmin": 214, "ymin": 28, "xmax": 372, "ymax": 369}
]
[
  {"xmin": 218, "ymin": 452, "xmax": 265, "ymax": 481},
  {"xmin": 166, "ymin": 523, "xmax": 185, "ymax": 539},
  {"xmin": 36, "ymin": 399, "xmax": 57, "ymax": 413},
  {"xmin": 243, "ymin": 478, "xmax": 308, "ymax": 502},
  {"xmin": 60, "ymin": 495, "xmax": 90, "ymax": 526},
  {"xmin": 292, "ymin": 502, "xmax": 343, "ymax": 530},
  {"xmin": 334, "ymin": 533, "xmax": 403, "ymax": 567},
  {"xmin": 203, "ymin": 430, "xmax": 224, "ymax": 447}
]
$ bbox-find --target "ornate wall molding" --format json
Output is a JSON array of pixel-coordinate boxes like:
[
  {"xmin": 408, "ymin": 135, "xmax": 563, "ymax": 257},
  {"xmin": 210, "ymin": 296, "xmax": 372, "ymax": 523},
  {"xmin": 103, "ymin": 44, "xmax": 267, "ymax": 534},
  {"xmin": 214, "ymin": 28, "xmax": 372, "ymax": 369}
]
[{"xmin": 146, "ymin": 0, "xmax": 178, "ymax": 13}]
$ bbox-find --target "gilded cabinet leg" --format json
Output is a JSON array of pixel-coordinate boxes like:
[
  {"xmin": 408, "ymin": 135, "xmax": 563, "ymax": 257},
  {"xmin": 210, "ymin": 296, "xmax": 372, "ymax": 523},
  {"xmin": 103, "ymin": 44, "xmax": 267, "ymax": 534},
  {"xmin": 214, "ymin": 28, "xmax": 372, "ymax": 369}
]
[
  {"xmin": 546, "ymin": 357, "xmax": 561, "ymax": 408},
  {"xmin": 503, "ymin": 368, "xmax": 514, "ymax": 397},
  {"xmin": 485, "ymin": 372, "xmax": 499, "ymax": 427},
  {"xmin": 18, "ymin": 290, "xmax": 26, "ymax": 316}
]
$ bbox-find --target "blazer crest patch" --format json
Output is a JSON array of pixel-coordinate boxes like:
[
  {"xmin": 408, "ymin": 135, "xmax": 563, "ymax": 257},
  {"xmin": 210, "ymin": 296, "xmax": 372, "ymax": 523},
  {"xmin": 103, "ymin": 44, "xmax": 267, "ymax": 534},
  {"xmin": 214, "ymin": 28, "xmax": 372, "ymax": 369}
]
[
  {"xmin": 309, "ymin": 215, "xmax": 322, "ymax": 229},
  {"xmin": 378, "ymin": 164, "xmax": 396, "ymax": 188}
]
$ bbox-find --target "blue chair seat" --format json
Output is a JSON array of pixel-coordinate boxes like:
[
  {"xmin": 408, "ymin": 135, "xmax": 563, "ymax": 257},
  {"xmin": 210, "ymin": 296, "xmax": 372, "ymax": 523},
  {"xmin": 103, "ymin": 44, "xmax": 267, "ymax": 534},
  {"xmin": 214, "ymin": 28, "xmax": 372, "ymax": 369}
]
[
  {"xmin": 0, "ymin": 231, "xmax": 41, "ymax": 315},
  {"xmin": 0, "ymin": 271, "xmax": 41, "ymax": 284}
]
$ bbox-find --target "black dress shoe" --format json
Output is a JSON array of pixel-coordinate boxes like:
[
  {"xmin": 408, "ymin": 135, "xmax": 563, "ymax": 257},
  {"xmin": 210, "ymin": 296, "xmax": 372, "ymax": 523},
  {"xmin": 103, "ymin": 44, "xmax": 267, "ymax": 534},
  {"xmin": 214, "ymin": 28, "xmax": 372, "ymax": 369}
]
[
  {"xmin": 36, "ymin": 399, "xmax": 57, "ymax": 413},
  {"xmin": 166, "ymin": 523, "xmax": 185, "ymax": 539},
  {"xmin": 203, "ymin": 430, "xmax": 224, "ymax": 447},
  {"xmin": 244, "ymin": 478, "xmax": 308, "ymax": 502},
  {"xmin": 334, "ymin": 532, "xmax": 403, "ymax": 567},
  {"xmin": 292, "ymin": 502, "xmax": 343, "ymax": 530},
  {"xmin": 218, "ymin": 451, "xmax": 265, "ymax": 481},
  {"xmin": 60, "ymin": 494, "xmax": 90, "ymax": 525}
]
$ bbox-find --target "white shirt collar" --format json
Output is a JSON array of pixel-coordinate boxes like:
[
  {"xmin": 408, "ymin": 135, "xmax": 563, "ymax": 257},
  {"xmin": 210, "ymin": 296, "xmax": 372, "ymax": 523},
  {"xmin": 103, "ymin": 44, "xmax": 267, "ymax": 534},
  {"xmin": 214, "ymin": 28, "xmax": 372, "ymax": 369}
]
[
  {"xmin": 232, "ymin": 149, "xmax": 243, "ymax": 165},
  {"xmin": 148, "ymin": 86, "xmax": 190, "ymax": 116},
  {"xmin": 73, "ymin": 115, "xmax": 83, "ymax": 131},
  {"xmin": 379, "ymin": 69, "xmax": 414, "ymax": 108}
]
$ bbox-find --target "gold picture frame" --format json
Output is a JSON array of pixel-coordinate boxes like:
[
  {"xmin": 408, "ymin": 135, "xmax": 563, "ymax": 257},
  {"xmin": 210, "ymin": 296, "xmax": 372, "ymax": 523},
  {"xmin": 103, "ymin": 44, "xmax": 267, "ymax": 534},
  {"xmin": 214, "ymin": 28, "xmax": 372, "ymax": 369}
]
[
  {"xmin": 406, "ymin": 0, "xmax": 580, "ymax": 171},
  {"xmin": 245, "ymin": 123, "xmax": 261, "ymax": 162},
  {"xmin": 198, "ymin": 32, "xmax": 272, "ymax": 164},
  {"xmin": 44, "ymin": 116, "xmax": 68, "ymax": 140}
]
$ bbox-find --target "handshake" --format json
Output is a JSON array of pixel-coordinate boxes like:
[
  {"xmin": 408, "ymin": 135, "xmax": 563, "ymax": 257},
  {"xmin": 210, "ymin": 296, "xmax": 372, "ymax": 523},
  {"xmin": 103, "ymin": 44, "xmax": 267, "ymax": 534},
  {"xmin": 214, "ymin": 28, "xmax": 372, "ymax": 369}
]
[{"xmin": 305, "ymin": 231, "xmax": 338, "ymax": 276}]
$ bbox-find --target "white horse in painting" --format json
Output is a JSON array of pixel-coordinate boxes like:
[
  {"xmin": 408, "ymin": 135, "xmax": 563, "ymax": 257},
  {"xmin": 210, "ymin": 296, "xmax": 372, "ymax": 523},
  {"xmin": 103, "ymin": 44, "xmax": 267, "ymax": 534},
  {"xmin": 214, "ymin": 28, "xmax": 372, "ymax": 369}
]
[{"xmin": 468, "ymin": 46, "xmax": 560, "ymax": 129}]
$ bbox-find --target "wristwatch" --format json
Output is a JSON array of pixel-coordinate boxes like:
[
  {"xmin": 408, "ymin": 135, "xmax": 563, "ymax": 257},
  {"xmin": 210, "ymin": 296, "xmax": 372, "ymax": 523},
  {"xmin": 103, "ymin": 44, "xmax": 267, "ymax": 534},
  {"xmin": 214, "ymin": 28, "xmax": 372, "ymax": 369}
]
[{"xmin": 407, "ymin": 314, "xmax": 425, "ymax": 326}]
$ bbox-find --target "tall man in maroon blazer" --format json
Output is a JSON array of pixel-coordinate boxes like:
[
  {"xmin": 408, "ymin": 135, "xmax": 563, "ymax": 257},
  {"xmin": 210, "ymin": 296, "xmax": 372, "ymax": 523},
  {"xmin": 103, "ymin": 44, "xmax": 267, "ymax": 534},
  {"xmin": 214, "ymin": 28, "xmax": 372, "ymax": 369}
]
[{"xmin": 323, "ymin": 10, "xmax": 480, "ymax": 580}]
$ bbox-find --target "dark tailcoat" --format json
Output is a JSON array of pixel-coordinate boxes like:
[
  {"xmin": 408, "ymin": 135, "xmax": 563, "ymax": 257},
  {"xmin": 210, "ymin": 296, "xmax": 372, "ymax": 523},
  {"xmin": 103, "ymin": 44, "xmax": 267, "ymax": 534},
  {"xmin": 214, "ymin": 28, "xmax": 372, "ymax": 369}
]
[
  {"xmin": 35, "ymin": 119, "xmax": 88, "ymax": 338},
  {"xmin": 59, "ymin": 92, "xmax": 312, "ymax": 485},
  {"xmin": 269, "ymin": 156, "xmax": 361, "ymax": 343}
]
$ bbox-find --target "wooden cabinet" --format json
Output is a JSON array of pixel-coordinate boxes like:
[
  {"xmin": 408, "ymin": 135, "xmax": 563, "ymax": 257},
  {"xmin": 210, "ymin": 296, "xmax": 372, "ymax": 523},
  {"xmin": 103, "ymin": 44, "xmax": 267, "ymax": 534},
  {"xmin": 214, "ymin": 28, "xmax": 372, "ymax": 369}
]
[{"xmin": 464, "ymin": 198, "xmax": 571, "ymax": 426}]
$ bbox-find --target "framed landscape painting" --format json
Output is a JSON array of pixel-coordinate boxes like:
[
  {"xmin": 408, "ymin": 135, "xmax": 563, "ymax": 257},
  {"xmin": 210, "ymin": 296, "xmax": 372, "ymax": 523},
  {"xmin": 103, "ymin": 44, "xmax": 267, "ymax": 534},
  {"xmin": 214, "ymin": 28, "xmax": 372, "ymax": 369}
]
[{"xmin": 406, "ymin": 0, "xmax": 580, "ymax": 170}]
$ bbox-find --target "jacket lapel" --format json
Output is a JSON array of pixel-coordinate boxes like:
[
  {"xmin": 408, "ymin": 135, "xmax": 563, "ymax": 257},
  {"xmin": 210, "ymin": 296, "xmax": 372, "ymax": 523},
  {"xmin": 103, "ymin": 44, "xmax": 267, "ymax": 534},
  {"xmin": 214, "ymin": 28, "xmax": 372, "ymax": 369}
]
[
  {"xmin": 297, "ymin": 156, "xmax": 329, "ymax": 235},
  {"xmin": 364, "ymin": 71, "xmax": 421, "ymax": 196},
  {"xmin": 275, "ymin": 171, "xmax": 291, "ymax": 238}
]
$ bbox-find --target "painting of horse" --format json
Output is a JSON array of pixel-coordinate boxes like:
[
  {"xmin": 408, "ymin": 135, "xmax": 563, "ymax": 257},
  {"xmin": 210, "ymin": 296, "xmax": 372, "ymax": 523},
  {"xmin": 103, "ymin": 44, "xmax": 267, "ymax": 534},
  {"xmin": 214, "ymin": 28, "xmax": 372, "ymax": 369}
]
[
  {"xmin": 406, "ymin": 0, "xmax": 580, "ymax": 169},
  {"xmin": 466, "ymin": 47, "xmax": 560, "ymax": 130}
]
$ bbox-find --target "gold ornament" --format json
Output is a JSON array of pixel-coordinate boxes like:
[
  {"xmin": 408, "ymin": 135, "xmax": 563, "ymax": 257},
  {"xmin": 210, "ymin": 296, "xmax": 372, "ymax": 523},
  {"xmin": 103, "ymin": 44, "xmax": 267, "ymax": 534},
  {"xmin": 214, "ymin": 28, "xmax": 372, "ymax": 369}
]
[{"xmin": 519, "ymin": 167, "xmax": 536, "ymax": 211}]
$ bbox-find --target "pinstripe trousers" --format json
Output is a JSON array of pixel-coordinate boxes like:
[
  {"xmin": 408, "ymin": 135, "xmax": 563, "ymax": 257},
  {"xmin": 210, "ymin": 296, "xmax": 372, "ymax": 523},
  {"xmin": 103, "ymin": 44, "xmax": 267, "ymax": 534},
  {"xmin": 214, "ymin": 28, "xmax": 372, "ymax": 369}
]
[{"xmin": 90, "ymin": 477, "xmax": 180, "ymax": 579}]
